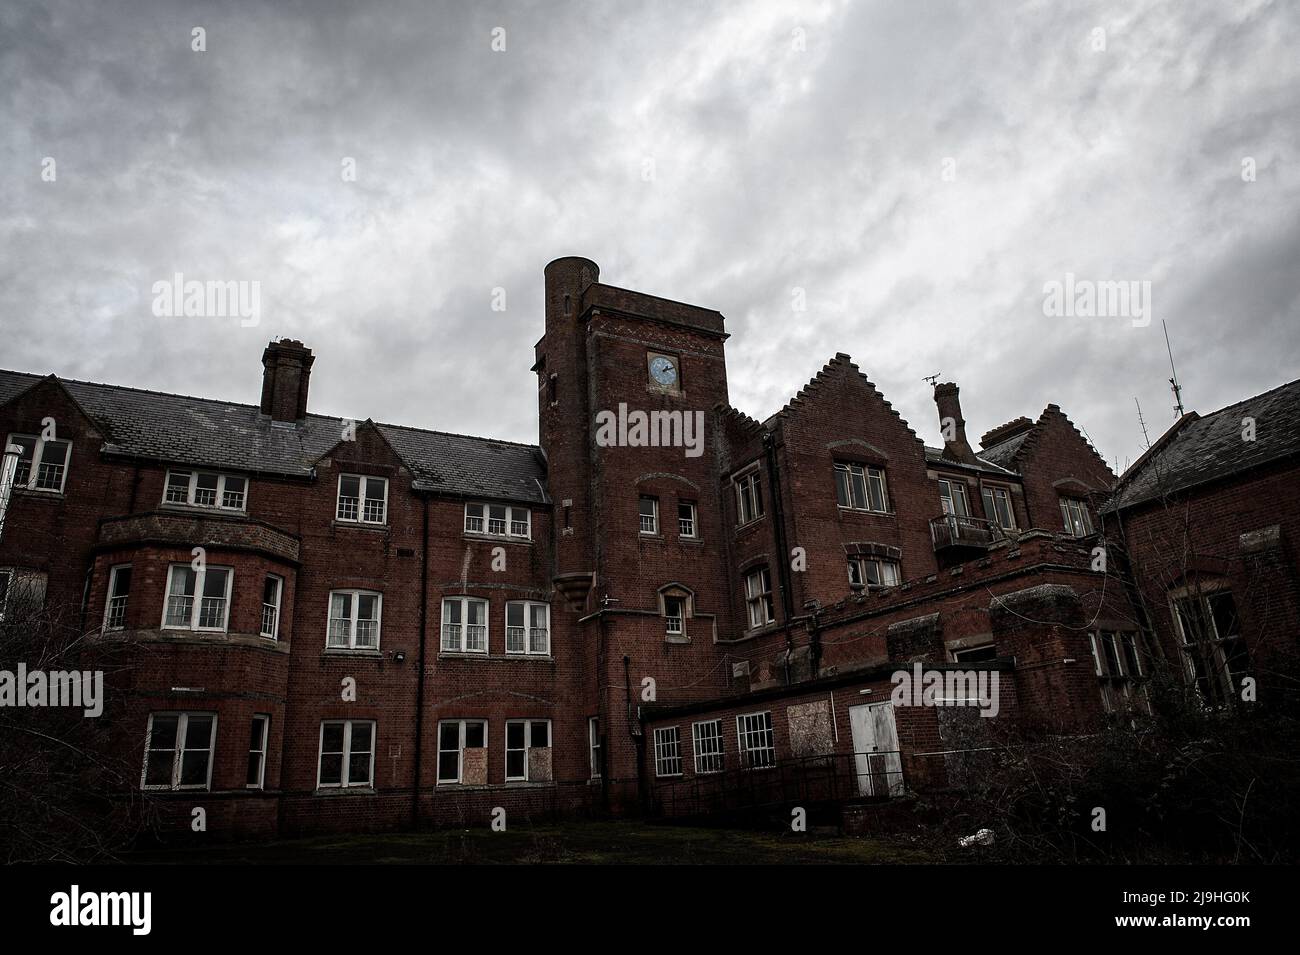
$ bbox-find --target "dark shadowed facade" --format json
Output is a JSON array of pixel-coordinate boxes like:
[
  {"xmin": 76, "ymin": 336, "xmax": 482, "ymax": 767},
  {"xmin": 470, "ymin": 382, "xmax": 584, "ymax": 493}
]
[{"xmin": 1, "ymin": 257, "xmax": 1293, "ymax": 838}]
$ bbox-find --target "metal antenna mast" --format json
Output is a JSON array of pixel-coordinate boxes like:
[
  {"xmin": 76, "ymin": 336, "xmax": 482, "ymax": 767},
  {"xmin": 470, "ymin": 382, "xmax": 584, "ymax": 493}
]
[{"xmin": 1163, "ymin": 320, "xmax": 1185, "ymax": 417}]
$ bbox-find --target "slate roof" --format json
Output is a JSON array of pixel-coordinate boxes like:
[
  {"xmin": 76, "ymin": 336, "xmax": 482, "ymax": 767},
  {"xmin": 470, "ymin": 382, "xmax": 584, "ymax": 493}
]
[
  {"xmin": 922, "ymin": 446, "xmax": 1016, "ymax": 475},
  {"xmin": 977, "ymin": 430, "xmax": 1031, "ymax": 470},
  {"xmin": 1105, "ymin": 378, "xmax": 1300, "ymax": 512},
  {"xmin": 0, "ymin": 369, "xmax": 548, "ymax": 504}
]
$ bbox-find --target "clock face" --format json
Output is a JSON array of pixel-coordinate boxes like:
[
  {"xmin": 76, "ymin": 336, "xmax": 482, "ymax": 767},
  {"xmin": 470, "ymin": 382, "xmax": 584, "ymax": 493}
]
[{"xmin": 649, "ymin": 355, "xmax": 678, "ymax": 386}]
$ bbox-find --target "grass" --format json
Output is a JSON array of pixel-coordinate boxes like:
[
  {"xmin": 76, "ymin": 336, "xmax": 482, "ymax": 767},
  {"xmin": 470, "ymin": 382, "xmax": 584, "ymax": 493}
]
[{"xmin": 127, "ymin": 819, "xmax": 938, "ymax": 865}]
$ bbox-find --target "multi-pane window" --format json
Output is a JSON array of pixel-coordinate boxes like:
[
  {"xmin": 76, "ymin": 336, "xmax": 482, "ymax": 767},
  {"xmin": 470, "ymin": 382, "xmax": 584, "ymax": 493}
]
[
  {"xmin": 678, "ymin": 501, "xmax": 697, "ymax": 538},
  {"xmin": 142, "ymin": 712, "xmax": 216, "ymax": 791},
  {"xmin": 736, "ymin": 711, "xmax": 776, "ymax": 769},
  {"xmin": 163, "ymin": 564, "xmax": 232, "ymax": 632},
  {"xmin": 664, "ymin": 595, "xmax": 686, "ymax": 636},
  {"xmin": 735, "ymin": 471, "xmax": 764, "ymax": 525},
  {"xmin": 1089, "ymin": 630, "xmax": 1150, "ymax": 714},
  {"xmin": 8, "ymin": 434, "xmax": 71, "ymax": 493},
  {"xmin": 163, "ymin": 470, "xmax": 247, "ymax": 510},
  {"xmin": 103, "ymin": 564, "xmax": 132, "ymax": 631},
  {"xmin": 745, "ymin": 566, "xmax": 774, "ymax": 629},
  {"xmin": 692, "ymin": 719, "xmax": 724, "ymax": 774},
  {"xmin": 938, "ymin": 477, "xmax": 969, "ymax": 517},
  {"xmin": 464, "ymin": 502, "xmax": 531, "ymax": 539},
  {"xmin": 653, "ymin": 726, "xmax": 683, "ymax": 777},
  {"xmin": 442, "ymin": 596, "xmax": 488, "ymax": 653},
  {"xmin": 260, "ymin": 575, "xmax": 283, "ymax": 640},
  {"xmin": 506, "ymin": 601, "xmax": 550, "ymax": 655},
  {"xmin": 505, "ymin": 719, "xmax": 551, "ymax": 782},
  {"xmin": 639, "ymin": 495, "xmax": 659, "ymax": 534},
  {"xmin": 327, "ymin": 590, "xmax": 382, "ymax": 649},
  {"xmin": 835, "ymin": 462, "xmax": 889, "ymax": 512},
  {"xmin": 589, "ymin": 717, "xmax": 602, "ymax": 779},
  {"xmin": 1172, "ymin": 590, "xmax": 1249, "ymax": 706},
  {"xmin": 1059, "ymin": 497, "xmax": 1093, "ymax": 537},
  {"xmin": 336, "ymin": 474, "xmax": 388, "ymax": 524},
  {"xmin": 981, "ymin": 485, "xmax": 1016, "ymax": 530},
  {"xmin": 848, "ymin": 556, "xmax": 901, "ymax": 589},
  {"xmin": 246, "ymin": 715, "xmax": 270, "ymax": 789},
  {"xmin": 437, "ymin": 719, "xmax": 487, "ymax": 784},
  {"xmin": 317, "ymin": 720, "xmax": 375, "ymax": 789}
]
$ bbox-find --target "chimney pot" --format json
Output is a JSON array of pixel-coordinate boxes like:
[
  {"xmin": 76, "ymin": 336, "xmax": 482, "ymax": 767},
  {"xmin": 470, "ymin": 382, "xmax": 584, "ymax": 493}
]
[{"xmin": 261, "ymin": 339, "xmax": 314, "ymax": 422}]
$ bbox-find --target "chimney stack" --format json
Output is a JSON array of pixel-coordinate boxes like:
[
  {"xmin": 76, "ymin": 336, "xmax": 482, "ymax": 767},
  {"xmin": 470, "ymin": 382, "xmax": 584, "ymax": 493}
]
[
  {"xmin": 933, "ymin": 382, "xmax": 979, "ymax": 465},
  {"xmin": 260, "ymin": 339, "xmax": 314, "ymax": 422}
]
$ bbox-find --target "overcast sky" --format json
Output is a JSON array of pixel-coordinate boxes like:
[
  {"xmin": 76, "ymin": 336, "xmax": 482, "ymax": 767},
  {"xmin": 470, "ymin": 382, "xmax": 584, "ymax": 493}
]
[{"xmin": 2, "ymin": 0, "xmax": 1296, "ymax": 471}]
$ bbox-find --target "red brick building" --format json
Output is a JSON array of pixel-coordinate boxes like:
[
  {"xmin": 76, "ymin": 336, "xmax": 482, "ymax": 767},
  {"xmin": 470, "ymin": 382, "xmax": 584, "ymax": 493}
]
[{"xmin": 5, "ymin": 255, "xmax": 1273, "ymax": 839}]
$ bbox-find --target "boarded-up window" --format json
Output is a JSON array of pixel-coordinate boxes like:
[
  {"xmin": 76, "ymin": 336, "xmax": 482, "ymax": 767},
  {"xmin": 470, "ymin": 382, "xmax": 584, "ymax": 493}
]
[{"xmin": 786, "ymin": 700, "xmax": 834, "ymax": 758}]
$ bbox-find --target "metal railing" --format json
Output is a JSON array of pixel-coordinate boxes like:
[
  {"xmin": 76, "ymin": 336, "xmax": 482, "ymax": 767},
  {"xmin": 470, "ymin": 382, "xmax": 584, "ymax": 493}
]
[{"xmin": 929, "ymin": 514, "xmax": 1005, "ymax": 549}]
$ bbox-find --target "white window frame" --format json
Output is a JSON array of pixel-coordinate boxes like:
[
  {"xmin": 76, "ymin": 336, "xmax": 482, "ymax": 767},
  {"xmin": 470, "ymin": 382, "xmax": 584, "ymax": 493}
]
[
  {"xmin": 663, "ymin": 594, "xmax": 687, "ymax": 637},
  {"xmin": 981, "ymin": 484, "xmax": 1016, "ymax": 530},
  {"xmin": 1060, "ymin": 497, "xmax": 1093, "ymax": 537},
  {"xmin": 326, "ymin": 589, "xmax": 382, "ymax": 650},
  {"xmin": 736, "ymin": 711, "xmax": 776, "ymax": 769},
  {"xmin": 938, "ymin": 477, "xmax": 970, "ymax": 517},
  {"xmin": 246, "ymin": 714, "xmax": 270, "ymax": 789},
  {"xmin": 161, "ymin": 563, "xmax": 233, "ymax": 632},
  {"xmin": 162, "ymin": 469, "xmax": 248, "ymax": 511},
  {"xmin": 735, "ymin": 469, "xmax": 764, "ymax": 525},
  {"xmin": 336, "ymin": 473, "xmax": 388, "ymax": 525},
  {"xmin": 316, "ymin": 719, "xmax": 376, "ymax": 789},
  {"xmin": 7, "ymin": 433, "xmax": 71, "ymax": 493},
  {"xmin": 261, "ymin": 574, "xmax": 283, "ymax": 640},
  {"xmin": 678, "ymin": 501, "xmax": 698, "ymax": 538},
  {"xmin": 464, "ymin": 502, "xmax": 531, "ymax": 539},
  {"xmin": 589, "ymin": 716, "xmax": 602, "ymax": 779},
  {"xmin": 436, "ymin": 718, "xmax": 487, "ymax": 785},
  {"xmin": 639, "ymin": 495, "xmax": 659, "ymax": 535},
  {"xmin": 1170, "ymin": 587, "xmax": 1248, "ymax": 705},
  {"xmin": 692, "ymin": 719, "xmax": 725, "ymax": 774},
  {"xmin": 441, "ymin": 596, "xmax": 489, "ymax": 653},
  {"xmin": 848, "ymin": 556, "xmax": 901, "ymax": 589},
  {"xmin": 505, "ymin": 718, "xmax": 551, "ymax": 782},
  {"xmin": 653, "ymin": 726, "xmax": 683, "ymax": 777},
  {"xmin": 745, "ymin": 566, "xmax": 774, "ymax": 630},
  {"xmin": 506, "ymin": 600, "xmax": 550, "ymax": 655},
  {"xmin": 103, "ymin": 563, "xmax": 132, "ymax": 631},
  {"xmin": 141, "ymin": 711, "xmax": 217, "ymax": 791},
  {"xmin": 835, "ymin": 462, "xmax": 889, "ymax": 512},
  {"xmin": 952, "ymin": 643, "xmax": 997, "ymax": 663}
]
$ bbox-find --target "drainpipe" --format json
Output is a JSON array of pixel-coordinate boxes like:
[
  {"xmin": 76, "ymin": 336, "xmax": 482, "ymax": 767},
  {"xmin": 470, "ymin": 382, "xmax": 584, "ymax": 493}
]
[
  {"xmin": 411, "ymin": 494, "xmax": 431, "ymax": 828},
  {"xmin": 625, "ymin": 654, "xmax": 648, "ymax": 813},
  {"xmin": 596, "ymin": 610, "xmax": 609, "ymax": 812},
  {"xmin": 0, "ymin": 443, "xmax": 22, "ymax": 544},
  {"xmin": 762, "ymin": 431, "xmax": 794, "ymax": 621}
]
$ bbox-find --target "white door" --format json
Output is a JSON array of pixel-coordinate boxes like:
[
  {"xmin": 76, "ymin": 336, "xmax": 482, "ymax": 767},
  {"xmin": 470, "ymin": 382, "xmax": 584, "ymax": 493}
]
[{"xmin": 849, "ymin": 702, "xmax": 905, "ymax": 797}]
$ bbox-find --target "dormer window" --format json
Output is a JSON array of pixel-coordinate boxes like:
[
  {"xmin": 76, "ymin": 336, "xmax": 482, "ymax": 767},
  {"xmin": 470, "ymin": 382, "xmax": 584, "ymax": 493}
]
[
  {"xmin": 164, "ymin": 469, "xmax": 247, "ymax": 510},
  {"xmin": 7, "ymin": 433, "xmax": 71, "ymax": 493},
  {"xmin": 337, "ymin": 474, "xmax": 387, "ymax": 524}
]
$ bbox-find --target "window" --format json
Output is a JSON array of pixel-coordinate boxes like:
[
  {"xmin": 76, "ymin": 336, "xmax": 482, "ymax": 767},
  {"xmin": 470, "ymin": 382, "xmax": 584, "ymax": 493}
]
[
  {"xmin": 163, "ymin": 469, "xmax": 247, "ymax": 510},
  {"xmin": 745, "ymin": 566, "xmax": 774, "ymax": 629},
  {"xmin": 1172, "ymin": 590, "xmax": 1249, "ymax": 705},
  {"xmin": 506, "ymin": 600, "xmax": 550, "ymax": 655},
  {"xmin": 735, "ymin": 471, "xmax": 764, "ymax": 525},
  {"xmin": 589, "ymin": 717, "xmax": 602, "ymax": 779},
  {"xmin": 103, "ymin": 564, "xmax": 132, "ymax": 631},
  {"xmin": 336, "ymin": 474, "xmax": 387, "ymax": 524},
  {"xmin": 327, "ymin": 590, "xmax": 382, "ymax": 649},
  {"xmin": 1089, "ymin": 630, "xmax": 1151, "ymax": 714},
  {"xmin": 848, "ymin": 556, "xmax": 901, "ymax": 589},
  {"xmin": 653, "ymin": 726, "xmax": 683, "ymax": 777},
  {"xmin": 0, "ymin": 569, "xmax": 10, "ymax": 619},
  {"xmin": 505, "ymin": 719, "xmax": 551, "ymax": 782},
  {"xmin": 1059, "ymin": 497, "xmax": 1093, "ymax": 537},
  {"xmin": 142, "ymin": 712, "xmax": 216, "ymax": 791},
  {"xmin": 736, "ymin": 711, "xmax": 775, "ymax": 769},
  {"xmin": 938, "ymin": 478, "xmax": 969, "ymax": 517},
  {"xmin": 464, "ymin": 502, "xmax": 531, "ymax": 539},
  {"xmin": 692, "ymin": 719, "xmax": 724, "ymax": 774},
  {"xmin": 639, "ymin": 495, "xmax": 659, "ymax": 535},
  {"xmin": 317, "ymin": 720, "xmax": 375, "ymax": 789},
  {"xmin": 835, "ymin": 462, "xmax": 889, "ymax": 512},
  {"xmin": 261, "ymin": 575, "xmax": 283, "ymax": 639},
  {"xmin": 437, "ymin": 719, "xmax": 487, "ymax": 784},
  {"xmin": 664, "ymin": 595, "xmax": 686, "ymax": 636},
  {"xmin": 981, "ymin": 485, "xmax": 1016, "ymax": 530},
  {"xmin": 678, "ymin": 501, "xmax": 697, "ymax": 538},
  {"xmin": 8, "ymin": 434, "xmax": 71, "ymax": 493},
  {"xmin": 246, "ymin": 715, "xmax": 270, "ymax": 789},
  {"xmin": 162, "ymin": 564, "xmax": 232, "ymax": 632},
  {"xmin": 952, "ymin": 643, "xmax": 997, "ymax": 663},
  {"xmin": 442, "ymin": 596, "xmax": 488, "ymax": 653}
]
